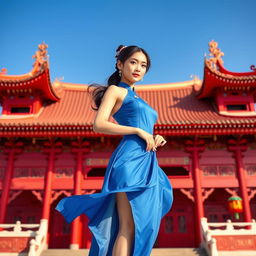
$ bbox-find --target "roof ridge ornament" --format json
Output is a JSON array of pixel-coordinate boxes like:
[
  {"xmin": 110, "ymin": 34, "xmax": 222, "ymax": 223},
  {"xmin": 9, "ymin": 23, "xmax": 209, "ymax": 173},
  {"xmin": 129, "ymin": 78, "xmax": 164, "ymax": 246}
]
[
  {"xmin": 206, "ymin": 40, "xmax": 224, "ymax": 70},
  {"xmin": 32, "ymin": 42, "xmax": 49, "ymax": 70},
  {"xmin": 0, "ymin": 68, "xmax": 7, "ymax": 75},
  {"xmin": 250, "ymin": 65, "xmax": 256, "ymax": 71}
]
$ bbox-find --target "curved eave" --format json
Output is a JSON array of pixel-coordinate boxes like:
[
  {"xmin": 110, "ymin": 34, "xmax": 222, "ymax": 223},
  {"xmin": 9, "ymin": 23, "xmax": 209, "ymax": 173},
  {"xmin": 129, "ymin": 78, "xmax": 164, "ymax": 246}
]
[
  {"xmin": 217, "ymin": 60, "xmax": 256, "ymax": 76},
  {"xmin": 0, "ymin": 61, "xmax": 46, "ymax": 81},
  {"xmin": 196, "ymin": 60, "xmax": 256, "ymax": 99},
  {"xmin": 0, "ymin": 66, "xmax": 60, "ymax": 102}
]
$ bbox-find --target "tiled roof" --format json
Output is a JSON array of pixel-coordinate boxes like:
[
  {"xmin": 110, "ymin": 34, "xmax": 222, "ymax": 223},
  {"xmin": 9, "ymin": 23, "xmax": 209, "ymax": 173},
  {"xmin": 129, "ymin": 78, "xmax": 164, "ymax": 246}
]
[
  {"xmin": 0, "ymin": 66, "xmax": 60, "ymax": 101},
  {"xmin": 196, "ymin": 60, "xmax": 256, "ymax": 99},
  {"xmin": 0, "ymin": 42, "xmax": 60, "ymax": 101},
  {"xmin": 1, "ymin": 80, "xmax": 256, "ymax": 136}
]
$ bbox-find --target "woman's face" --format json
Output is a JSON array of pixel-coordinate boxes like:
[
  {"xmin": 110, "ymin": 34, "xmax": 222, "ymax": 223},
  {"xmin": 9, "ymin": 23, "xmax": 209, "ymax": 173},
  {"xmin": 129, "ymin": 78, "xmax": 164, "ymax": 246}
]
[{"xmin": 118, "ymin": 51, "xmax": 148, "ymax": 85}]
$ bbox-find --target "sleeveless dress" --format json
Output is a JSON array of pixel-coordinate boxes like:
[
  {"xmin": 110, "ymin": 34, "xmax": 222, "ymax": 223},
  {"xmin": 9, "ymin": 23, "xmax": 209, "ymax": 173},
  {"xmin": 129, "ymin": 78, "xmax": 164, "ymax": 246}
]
[{"xmin": 55, "ymin": 81, "xmax": 173, "ymax": 256}]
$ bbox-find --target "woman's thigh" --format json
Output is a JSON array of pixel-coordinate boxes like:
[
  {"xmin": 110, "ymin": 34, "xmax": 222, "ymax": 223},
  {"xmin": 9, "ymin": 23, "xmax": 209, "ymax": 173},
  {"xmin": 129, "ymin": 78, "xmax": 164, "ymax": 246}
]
[{"xmin": 116, "ymin": 192, "xmax": 134, "ymax": 229}]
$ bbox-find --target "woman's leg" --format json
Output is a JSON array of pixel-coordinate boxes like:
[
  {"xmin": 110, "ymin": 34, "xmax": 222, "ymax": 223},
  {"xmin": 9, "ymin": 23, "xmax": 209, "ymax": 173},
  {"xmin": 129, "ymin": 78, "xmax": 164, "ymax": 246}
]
[{"xmin": 112, "ymin": 192, "xmax": 135, "ymax": 256}]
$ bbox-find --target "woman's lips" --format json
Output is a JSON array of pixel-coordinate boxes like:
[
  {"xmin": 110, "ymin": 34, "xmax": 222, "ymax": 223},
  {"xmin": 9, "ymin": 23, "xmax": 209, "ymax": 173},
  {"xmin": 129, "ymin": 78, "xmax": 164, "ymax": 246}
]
[{"xmin": 132, "ymin": 74, "xmax": 140, "ymax": 77}]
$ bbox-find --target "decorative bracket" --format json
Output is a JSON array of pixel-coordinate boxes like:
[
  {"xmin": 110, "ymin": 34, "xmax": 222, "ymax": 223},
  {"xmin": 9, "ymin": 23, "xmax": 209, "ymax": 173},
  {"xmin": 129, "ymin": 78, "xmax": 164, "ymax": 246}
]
[
  {"xmin": 225, "ymin": 188, "xmax": 239, "ymax": 197},
  {"xmin": 202, "ymin": 188, "xmax": 215, "ymax": 202},
  {"xmin": 8, "ymin": 190, "xmax": 23, "ymax": 204},
  {"xmin": 180, "ymin": 188, "xmax": 194, "ymax": 202},
  {"xmin": 32, "ymin": 190, "xmax": 44, "ymax": 202},
  {"xmin": 82, "ymin": 189, "xmax": 97, "ymax": 195},
  {"xmin": 247, "ymin": 188, "xmax": 256, "ymax": 201},
  {"xmin": 51, "ymin": 190, "xmax": 72, "ymax": 204}
]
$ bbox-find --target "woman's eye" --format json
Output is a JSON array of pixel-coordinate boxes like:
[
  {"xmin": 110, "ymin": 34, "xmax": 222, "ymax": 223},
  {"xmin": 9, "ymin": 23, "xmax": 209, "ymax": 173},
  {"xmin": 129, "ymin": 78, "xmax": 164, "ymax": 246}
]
[{"xmin": 130, "ymin": 61, "xmax": 136, "ymax": 64}]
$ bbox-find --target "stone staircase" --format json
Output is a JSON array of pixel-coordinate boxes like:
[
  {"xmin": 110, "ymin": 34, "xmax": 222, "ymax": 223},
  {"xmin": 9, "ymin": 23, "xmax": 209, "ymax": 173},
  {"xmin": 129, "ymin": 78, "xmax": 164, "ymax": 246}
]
[
  {"xmin": 218, "ymin": 251, "xmax": 256, "ymax": 256},
  {"xmin": 41, "ymin": 248, "xmax": 208, "ymax": 256}
]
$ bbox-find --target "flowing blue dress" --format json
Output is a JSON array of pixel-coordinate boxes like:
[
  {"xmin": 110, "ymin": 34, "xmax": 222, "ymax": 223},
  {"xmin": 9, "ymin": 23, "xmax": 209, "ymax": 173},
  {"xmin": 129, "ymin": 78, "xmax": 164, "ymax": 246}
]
[{"xmin": 55, "ymin": 81, "xmax": 173, "ymax": 256}]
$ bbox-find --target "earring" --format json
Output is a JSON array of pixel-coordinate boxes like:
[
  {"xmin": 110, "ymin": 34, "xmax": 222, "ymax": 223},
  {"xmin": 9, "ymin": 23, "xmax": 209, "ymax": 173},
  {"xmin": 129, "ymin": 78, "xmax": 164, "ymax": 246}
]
[{"xmin": 119, "ymin": 70, "xmax": 122, "ymax": 77}]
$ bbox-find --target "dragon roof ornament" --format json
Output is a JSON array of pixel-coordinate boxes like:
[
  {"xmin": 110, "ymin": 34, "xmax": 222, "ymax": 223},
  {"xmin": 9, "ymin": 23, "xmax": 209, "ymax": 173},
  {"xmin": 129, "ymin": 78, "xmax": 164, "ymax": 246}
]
[
  {"xmin": 32, "ymin": 42, "xmax": 49, "ymax": 70},
  {"xmin": 206, "ymin": 40, "xmax": 224, "ymax": 70}
]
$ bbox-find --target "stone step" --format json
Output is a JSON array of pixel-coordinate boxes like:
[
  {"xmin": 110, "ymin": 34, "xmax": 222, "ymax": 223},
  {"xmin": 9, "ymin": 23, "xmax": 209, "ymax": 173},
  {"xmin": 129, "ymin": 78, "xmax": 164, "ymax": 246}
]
[
  {"xmin": 41, "ymin": 248, "xmax": 207, "ymax": 256},
  {"xmin": 219, "ymin": 251, "xmax": 256, "ymax": 256}
]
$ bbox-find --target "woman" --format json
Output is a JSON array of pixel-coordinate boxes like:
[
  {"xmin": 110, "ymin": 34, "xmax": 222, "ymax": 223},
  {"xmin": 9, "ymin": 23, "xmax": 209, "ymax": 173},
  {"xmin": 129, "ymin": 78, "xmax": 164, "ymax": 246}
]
[{"xmin": 56, "ymin": 45, "xmax": 173, "ymax": 256}]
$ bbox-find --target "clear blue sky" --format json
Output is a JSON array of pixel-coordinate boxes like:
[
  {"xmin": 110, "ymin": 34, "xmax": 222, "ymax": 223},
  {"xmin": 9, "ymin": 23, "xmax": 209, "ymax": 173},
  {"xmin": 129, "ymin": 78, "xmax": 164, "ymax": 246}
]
[{"xmin": 0, "ymin": 0, "xmax": 256, "ymax": 86}]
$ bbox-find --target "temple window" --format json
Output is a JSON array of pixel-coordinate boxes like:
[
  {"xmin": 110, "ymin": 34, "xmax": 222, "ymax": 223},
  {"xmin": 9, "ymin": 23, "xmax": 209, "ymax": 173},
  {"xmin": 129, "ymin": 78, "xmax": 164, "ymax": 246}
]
[
  {"xmin": 162, "ymin": 166, "xmax": 190, "ymax": 177},
  {"xmin": 226, "ymin": 104, "xmax": 247, "ymax": 111},
  {"xmin": 165, "ymin": 216, "xmax": 174, "ymax": 233},
  {"xmin": 87, "ymin": 167, "xmax": 106, "ymax": 177},
  {"xmin": 62, "ymin": 222, "xmax": 71, "ymax": 234},
  {"xmin": 178, "ymin": 215, "xmax": 187, "ymax": 233},
  {"xmin": 27, "ymin": 216, "xmax": 36, "ymax": 223},
  {"xmin": 11, "ymin": 106, "xmax": 31, "ymax": 114},
  {"xmin": 215, "ymin": 91, "xmax": 256, "ymax": 115},
  {"xmin": 0, "ymin": 94, "xmax": 43, "ymax": 116},
  {"xmin": 14, "ymin": 216, "xmax": 22, "ymax": 222}
]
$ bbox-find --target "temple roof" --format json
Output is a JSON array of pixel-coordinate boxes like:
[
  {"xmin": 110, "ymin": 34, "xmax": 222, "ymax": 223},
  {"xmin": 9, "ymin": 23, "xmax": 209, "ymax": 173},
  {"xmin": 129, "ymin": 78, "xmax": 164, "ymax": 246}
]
[
  {"xmin": 0, "ymin": 42, "xmax": 60, "ymax": 101},
  {"xmin": 195, "ymin": 40, "xmax": 256, "ymax": 99},
  {"xmin": 1, "ymin": 79, "xmax": 256, "ymax": 137},
  {"xmin": 1, "ymin": 41, "xmax": 256, "ymax": 137}
]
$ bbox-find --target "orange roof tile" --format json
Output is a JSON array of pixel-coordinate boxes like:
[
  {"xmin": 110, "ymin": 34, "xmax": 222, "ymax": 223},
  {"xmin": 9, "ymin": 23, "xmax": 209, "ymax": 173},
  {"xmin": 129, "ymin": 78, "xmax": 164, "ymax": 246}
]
[{"xmin": 0, "ymin": 80, "xmax": 256, "ymax": 137}]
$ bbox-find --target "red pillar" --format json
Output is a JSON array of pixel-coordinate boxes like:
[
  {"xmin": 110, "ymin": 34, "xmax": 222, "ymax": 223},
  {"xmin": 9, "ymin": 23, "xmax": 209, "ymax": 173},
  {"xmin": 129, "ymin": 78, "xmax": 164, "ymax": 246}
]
[
  {"xmin": 83, "ymin": 214, "xmax": 91, "ymax": 249},
  {"xmin": 228, "ymin": 139, "xmax": 251, "ymax": 222},
  {"xmin": 70, "ymin": 150, "xmax": 83, "ymax": 249},
  {"xmin": 70, "ymin": 140, "xmax": 90, "ymax": 249},
  {"xmin": 186, "ymin": 139, "xmax": 205, "ymax": 247},
  {"xmin": 0, "ymin": 141, "xmax": 23, "ymax": 224},
  {"xmin": 42, "ymin": 140, "xmax": 62, "ymax": 245}
]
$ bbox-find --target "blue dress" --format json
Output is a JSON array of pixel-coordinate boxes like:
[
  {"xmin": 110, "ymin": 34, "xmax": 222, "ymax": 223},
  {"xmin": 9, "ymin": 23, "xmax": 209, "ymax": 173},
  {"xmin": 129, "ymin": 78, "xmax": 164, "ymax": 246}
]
[{"xmin": 55, "ymin": 81, "xmax": 173, "ymax": 256}]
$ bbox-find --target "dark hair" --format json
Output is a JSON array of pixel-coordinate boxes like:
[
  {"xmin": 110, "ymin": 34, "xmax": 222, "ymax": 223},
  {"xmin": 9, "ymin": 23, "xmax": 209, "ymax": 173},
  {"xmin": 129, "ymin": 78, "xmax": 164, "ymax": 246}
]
[{"xmin": 87, "ymin": 45, "xmax": 151, "ymax": 111}]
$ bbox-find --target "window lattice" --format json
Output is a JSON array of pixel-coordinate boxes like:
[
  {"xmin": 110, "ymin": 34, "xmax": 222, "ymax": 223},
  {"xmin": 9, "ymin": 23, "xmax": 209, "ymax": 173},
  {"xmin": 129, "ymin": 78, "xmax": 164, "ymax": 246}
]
[
  {"xmin": 202, "ymin": 165, "xmax": 235, "ymax": 176},
  {"xmin": 13, "ymin": 167, "xmax": 45, "ymax": 178},
  {"xmin": 245, "ymin": 165, "xmax": 256, "ymax": 176},
  {"xmin": 54, "ymin": 167, "xmax": 73, "ymax": 178}
]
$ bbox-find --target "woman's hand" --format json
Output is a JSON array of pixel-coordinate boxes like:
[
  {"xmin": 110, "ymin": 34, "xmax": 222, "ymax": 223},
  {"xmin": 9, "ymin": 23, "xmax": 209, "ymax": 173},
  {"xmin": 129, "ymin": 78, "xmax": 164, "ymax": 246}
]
[
  {"xmin": 136, "ymin": 128, "xmax": 156, "ymax": 152},
  {"xmin": 153, "ymin": 134, "xmax": 167, "ymax": 150}
]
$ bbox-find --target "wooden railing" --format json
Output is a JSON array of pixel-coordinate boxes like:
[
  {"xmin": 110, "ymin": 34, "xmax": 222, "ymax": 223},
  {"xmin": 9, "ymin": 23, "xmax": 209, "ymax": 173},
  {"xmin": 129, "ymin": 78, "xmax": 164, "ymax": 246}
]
[
  {"xmin": 0, "ymin": 219, "xmax": 48, "ymax": 256},
  {"xmin": 200, "ymin": 217, "xmax": 256, "ymax": 256}
]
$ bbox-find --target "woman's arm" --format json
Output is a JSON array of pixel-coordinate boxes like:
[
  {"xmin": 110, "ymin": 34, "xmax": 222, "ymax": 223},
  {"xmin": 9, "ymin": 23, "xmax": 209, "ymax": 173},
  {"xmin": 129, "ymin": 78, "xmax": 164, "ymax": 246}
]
[{"xmin": 93, "ymin": 85, "xmax": 139, "ymax": 135}]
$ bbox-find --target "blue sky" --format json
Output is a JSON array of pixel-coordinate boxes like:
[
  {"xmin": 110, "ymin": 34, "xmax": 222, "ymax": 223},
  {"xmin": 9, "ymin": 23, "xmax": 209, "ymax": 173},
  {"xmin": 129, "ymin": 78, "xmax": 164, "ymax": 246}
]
[{"xmin": 0, "ymin": 0, "xmax": 256, "ymax": 86}]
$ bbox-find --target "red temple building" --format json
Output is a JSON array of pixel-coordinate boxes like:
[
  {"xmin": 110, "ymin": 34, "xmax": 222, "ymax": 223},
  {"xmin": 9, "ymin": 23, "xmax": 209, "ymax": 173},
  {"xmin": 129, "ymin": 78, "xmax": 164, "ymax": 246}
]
[{"xmin": 0, "ymin": 41, "xmax": 256, "ymax": 255}]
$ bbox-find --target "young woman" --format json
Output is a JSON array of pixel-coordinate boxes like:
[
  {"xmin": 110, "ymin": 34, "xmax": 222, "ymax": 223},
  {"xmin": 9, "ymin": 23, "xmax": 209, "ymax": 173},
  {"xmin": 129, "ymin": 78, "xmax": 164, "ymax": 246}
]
[{"xmin": 56, "ymin": 45, "xmax": 173, "ymax": 256}]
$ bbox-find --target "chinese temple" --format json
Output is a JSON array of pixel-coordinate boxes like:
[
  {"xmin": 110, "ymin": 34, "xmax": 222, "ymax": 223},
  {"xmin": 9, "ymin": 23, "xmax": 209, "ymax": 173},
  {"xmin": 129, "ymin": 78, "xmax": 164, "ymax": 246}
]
[{"xmin": 0, "ymin": 41, "xmax": 256, "ymax": 255}]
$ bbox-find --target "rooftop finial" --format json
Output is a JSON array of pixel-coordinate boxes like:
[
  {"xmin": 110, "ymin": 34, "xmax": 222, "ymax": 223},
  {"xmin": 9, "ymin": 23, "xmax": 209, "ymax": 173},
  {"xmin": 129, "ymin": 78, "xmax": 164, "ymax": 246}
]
[
  {"xmin": 32, "ymin": 42, "xmax": 49, "ymax": 68},
  {"xmin": 207, "ymin": 40, "xmax": 224, "ymax": 69},
  {"xmin": 0, "ymin": 68, "xmax": 7, "ymax": 75}
]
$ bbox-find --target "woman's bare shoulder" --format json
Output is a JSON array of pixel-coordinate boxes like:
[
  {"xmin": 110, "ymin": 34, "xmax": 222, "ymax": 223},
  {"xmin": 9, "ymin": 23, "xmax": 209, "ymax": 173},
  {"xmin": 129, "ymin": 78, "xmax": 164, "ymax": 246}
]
[
  {"xmin": 107, "ymin": 84, "xmax": 121, "ymax": 91},
  {"xmin": 105, "ymin": 84, "xmax": 124, "ymax": 97}
]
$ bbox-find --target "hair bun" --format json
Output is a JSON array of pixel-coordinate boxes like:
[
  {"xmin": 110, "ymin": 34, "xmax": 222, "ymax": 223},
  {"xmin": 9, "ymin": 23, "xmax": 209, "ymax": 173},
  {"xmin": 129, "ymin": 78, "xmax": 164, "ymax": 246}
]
[
  {"xmin": 115, "ymin": 45, "xmax": 127, "ymax": 59},
  {"xmin": 116, "ymin": 45, "xmax": 125, "ymax": 53}
]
